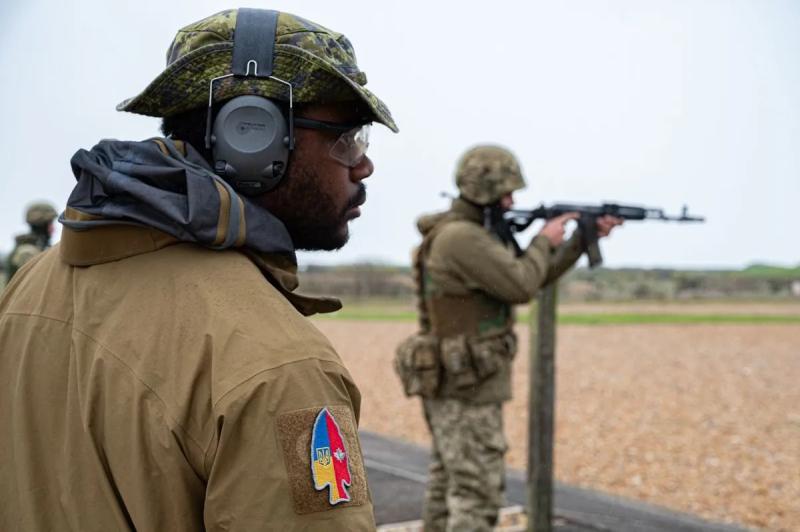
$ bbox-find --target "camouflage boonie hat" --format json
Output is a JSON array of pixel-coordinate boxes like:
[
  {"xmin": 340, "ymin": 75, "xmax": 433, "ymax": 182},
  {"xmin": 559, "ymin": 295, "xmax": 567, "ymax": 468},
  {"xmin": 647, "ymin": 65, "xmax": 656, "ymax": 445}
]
[
  {"xmin": 25, "ymin": 202, "xmax": 58, "ymax": 226},
  {"xmin": 117, "ymin": 9, "xmax": 397, "ymax": 132},
  {"xmin": 455, "ymin": 145, "xmax": 526, "ymax": 205}
]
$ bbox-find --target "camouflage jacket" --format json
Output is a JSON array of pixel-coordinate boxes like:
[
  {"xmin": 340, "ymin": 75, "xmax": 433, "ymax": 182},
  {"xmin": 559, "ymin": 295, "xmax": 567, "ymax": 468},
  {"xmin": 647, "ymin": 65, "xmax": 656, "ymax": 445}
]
[
  {"xmin": 5, "ymin": 232, "xmax": 48, "ymax": 282},
  {"xmin": 414, "ymin": 198, "xmax": 583, "ymax": 403}
]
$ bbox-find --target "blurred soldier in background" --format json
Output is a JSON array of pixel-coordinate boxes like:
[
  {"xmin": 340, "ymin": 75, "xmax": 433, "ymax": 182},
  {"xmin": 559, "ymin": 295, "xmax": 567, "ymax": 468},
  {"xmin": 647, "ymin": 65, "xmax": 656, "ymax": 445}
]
[
  {"xmin": 4, "ymin": 202, "xmax": 57, "ymax": 282},
  {"xmin": 396, "ymin": 145, "xmax": 622, "ymax": 531},
  {"xmin": 0, "ymin": 8, "xmax": 396, "ymax": 531}
]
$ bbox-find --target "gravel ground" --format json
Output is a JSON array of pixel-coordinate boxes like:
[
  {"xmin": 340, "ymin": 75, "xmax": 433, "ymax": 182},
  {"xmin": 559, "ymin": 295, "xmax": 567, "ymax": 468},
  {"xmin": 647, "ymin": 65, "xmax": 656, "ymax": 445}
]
[{"xmin": 313, "ymin": 318, "xmax": 800, "ymax": 531}]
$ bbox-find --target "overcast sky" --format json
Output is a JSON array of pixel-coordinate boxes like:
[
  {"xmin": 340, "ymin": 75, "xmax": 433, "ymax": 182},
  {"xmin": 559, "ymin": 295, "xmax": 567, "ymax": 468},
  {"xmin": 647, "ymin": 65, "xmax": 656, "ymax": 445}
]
[{"xmin": 1, "ymin": 0, "xmax": 798, "ymax": 269}]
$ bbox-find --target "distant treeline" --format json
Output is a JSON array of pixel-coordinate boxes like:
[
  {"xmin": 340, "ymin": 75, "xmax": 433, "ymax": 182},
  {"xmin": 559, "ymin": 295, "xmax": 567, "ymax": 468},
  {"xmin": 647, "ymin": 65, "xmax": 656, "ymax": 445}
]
[
  {"xmin": 299, "ymin": 263, "xmax": 800, "ymax": 301},
  {"xmin": 301, "ymin": 264, "xmax": 415, "ymax": 299},
  {"xmin": 3, "ymin": 254, "xmax": 797, "ymax": 301}
]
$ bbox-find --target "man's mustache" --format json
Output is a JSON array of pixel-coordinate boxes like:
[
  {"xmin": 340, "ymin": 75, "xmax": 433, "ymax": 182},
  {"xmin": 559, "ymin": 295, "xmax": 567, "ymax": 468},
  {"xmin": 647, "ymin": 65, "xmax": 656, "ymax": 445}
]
[{"xmin": 345, "ymin": 183, "xmax": 367, "ymax": 212}]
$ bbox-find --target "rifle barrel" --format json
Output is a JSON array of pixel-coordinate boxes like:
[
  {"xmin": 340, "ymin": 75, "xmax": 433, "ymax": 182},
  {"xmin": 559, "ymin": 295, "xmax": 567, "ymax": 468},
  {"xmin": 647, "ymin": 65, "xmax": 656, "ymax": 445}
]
[{"xmin": 505, "ymin": 203, "xmax": 705, "ymax": 228}]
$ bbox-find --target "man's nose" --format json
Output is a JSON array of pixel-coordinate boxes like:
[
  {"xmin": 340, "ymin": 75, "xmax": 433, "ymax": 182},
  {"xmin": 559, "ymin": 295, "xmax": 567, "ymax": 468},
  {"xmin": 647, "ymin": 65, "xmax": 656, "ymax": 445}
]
[{"xmin": 350, "ymin": 155, "xmax": 374, "ymax": 182}]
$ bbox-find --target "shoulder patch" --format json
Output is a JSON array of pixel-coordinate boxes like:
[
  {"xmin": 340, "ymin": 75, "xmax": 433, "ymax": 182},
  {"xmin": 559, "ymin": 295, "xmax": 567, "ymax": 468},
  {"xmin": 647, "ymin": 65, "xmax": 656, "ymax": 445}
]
[
  {"xmin": 276, "ymin": 405, "xmax": 368, "ymax": 514},
  {"xmin": 311, "ymin": 407, "xmax": 352, "ymax": 504}
]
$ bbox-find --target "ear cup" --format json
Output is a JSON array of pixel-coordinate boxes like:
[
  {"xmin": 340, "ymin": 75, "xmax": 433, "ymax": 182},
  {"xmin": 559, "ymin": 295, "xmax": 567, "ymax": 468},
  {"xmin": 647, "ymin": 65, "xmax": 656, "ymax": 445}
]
[{"xmin": 211, "ymin": 95, "xmax": 289, "ymax": 195}]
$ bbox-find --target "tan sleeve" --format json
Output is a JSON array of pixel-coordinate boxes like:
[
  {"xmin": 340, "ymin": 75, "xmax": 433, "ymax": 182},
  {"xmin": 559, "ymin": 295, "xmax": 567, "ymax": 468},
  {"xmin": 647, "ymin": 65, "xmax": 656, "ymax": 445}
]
[
  {"xmin": 203, "ymin": 357, "xmax": 375, "ymax": 531},
  {"xmin": 432, "ymin": 222, "xmax": 552, "ymax": 304}
]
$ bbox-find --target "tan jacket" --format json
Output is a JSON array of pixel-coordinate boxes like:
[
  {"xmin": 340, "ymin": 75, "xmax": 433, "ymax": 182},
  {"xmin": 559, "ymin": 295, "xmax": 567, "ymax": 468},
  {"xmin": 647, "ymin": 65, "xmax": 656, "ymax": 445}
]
[
  {"xmin": 421, "ymin": 199, "xmax": 583, "ymax": 305},
  {"xmin": 416, "ymin": 199, "xmax": 583, "ymax": 403},
  {"xmin": 0, "ymin": 224, "xmax": 375, "ymax": 530}
]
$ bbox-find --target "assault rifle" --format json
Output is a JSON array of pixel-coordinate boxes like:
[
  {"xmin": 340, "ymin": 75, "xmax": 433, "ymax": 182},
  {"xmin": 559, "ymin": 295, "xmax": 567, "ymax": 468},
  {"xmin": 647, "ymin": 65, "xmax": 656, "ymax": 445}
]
[{"xmin": 504, "ymin": 203, "xmax": 705, "ymax": 267}]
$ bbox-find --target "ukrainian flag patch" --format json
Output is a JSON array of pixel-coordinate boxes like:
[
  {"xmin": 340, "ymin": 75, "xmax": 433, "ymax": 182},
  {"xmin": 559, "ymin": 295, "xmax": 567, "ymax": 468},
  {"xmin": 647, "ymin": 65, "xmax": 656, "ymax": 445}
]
[{"xmin": 276, "ymin": 405, "xmax": 367, "ymax": 514}]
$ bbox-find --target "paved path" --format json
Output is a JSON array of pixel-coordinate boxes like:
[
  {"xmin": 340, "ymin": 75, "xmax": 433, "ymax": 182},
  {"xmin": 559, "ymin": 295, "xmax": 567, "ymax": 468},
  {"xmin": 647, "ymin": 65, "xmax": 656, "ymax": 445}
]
[{"xmin": 361, "ymin": 431, "xmax": 748, "ymax": 531}]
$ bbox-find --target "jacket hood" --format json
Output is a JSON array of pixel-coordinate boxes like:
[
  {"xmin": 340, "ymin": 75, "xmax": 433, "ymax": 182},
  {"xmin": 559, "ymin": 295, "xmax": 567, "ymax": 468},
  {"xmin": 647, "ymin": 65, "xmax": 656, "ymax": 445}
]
[
  {"xmin": 416, "ymin": 211, "xmax": 448, "ymax": 237},
  {"xmin": 58, "ymin": 138, "xmax": 342, "ymax": 316},
  {"xmin": 61, "ymin": 138, "xmax": 294, "ymax": 262}
]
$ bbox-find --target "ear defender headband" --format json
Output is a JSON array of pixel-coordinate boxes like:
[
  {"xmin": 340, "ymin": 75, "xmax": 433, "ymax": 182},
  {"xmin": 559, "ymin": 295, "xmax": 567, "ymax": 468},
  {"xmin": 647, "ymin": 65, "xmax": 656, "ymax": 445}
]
[{"xmin": 204, "ymin": 8, "xmax": 295, "ymax": 196}]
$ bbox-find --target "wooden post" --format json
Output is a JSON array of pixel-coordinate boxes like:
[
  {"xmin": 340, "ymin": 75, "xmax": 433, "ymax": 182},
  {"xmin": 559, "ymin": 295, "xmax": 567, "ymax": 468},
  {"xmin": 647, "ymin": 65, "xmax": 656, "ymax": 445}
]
[{"xmin": 527, "ymin": 283, "xmax": 558, "ymax": 532}]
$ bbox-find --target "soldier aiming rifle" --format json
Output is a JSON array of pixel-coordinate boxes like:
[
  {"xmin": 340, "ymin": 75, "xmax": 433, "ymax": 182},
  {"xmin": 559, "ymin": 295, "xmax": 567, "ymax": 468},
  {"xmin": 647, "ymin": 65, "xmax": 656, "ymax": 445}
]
[{"xmin": 395, "ymin": 145, "xmax": 624, "ymax": 532}]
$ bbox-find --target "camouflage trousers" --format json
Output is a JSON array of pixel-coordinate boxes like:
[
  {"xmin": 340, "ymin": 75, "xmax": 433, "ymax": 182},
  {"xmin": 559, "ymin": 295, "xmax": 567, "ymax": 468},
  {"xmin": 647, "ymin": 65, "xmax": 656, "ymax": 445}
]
[{"xmin": 422, "ymin": 398, "xmax": 508, "ymax": 532}]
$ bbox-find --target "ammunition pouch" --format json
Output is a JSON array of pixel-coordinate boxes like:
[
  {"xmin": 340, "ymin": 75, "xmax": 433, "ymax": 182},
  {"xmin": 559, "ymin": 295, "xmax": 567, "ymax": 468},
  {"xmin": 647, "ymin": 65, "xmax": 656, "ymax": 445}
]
[
  {"xmin": 468, "ymin": 333, "xmax": 516, "ymax": 380},
  {"xmin": 439, "ymin": 331, "xmax": 517, "ymax": 391},
  {"xmin": 441, "ymin": 335, "xmax": 477, "ymax": 389},
  {"xmin": 394, "ymin": 333, "xmax": 441, "ymax": 398}
]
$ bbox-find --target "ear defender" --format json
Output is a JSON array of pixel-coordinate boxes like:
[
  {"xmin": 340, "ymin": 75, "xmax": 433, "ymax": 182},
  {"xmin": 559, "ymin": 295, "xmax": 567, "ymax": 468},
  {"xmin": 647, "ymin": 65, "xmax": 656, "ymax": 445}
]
[
  {"xmin": 204, "ymin": 8, "xmax": 295, "ymax": 196},
  {"xmin": 211, "ymin": 95, "xmax": 290, "ymax": 195}
]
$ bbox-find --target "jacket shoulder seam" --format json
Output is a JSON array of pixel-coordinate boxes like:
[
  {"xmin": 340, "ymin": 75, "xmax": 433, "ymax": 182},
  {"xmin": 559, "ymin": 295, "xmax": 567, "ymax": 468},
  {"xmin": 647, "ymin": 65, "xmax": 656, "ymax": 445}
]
[
  {"xmin": 0, "ymin": 312, "xmax": 207, "ymax": 466},
  {"xmin": 70, "ymin": 327, "xmax": 208, "ymax": 456},
  {"xmin": 203, "ymin": 356, "xmax": 351, "ymax": 467},
  {"xmin": 1, "ymin": 311, "xmax": 73, "ymax": 325}
]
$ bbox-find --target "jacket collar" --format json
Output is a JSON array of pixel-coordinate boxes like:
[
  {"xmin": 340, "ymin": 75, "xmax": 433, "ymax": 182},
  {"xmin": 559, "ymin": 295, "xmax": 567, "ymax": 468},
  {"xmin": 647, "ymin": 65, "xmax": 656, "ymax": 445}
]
[
  {"xmin": 450, "ymin": 197, "xmax": 485, "ymax": 224},
  {"xmin": 59, "ymin": 210, "xmax": 341, "ymax": 316},
  {"xmin": 242, "ymin": 250, "xmax": 342, "ymax": 315}
]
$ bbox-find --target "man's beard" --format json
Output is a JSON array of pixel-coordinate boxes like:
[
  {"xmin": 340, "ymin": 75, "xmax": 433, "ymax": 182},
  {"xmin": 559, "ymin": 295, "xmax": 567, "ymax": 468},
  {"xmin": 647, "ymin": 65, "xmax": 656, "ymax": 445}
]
[{"xmin": 262, "ymin": 164, "xmax": 366, "ymax": 251}]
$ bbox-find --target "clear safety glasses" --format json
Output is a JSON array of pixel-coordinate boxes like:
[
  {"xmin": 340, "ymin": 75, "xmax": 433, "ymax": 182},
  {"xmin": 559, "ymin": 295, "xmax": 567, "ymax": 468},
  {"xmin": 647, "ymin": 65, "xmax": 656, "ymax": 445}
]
[{"xmin": 294, "ymin": 117, "xmax": 371, "ymax": 168}]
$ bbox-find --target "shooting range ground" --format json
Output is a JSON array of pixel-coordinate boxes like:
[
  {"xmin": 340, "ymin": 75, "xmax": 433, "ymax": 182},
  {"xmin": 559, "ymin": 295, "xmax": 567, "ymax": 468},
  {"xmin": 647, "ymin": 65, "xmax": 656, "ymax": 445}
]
[{"xmin": 313, "ymin": 301, "xmax": 800, "ymax": 531}]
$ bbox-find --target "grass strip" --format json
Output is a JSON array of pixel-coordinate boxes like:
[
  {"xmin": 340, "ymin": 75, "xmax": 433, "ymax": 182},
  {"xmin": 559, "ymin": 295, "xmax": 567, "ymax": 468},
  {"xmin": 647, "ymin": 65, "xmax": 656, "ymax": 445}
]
[
  {"xmin": 318, "ymin": 310, "xmax": 418, "ymax": 321},
  {"xmin": 554, "ymin": 313, "xmax": 800, "ymax": 325},
  {"xmin": 317, "ymin": 310, "xmax": 800, "ymax": 325}
]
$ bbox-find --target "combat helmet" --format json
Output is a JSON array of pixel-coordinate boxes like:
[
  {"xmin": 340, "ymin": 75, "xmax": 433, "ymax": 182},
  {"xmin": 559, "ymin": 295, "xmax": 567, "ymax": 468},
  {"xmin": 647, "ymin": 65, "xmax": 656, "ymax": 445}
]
[
  {"xmin": 25, "ymin": 202, "xmax": 58, "ymax": 227},
  {"xmin": 455, "ymin": 145, "xmax": 525, "ymax": 205}
]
